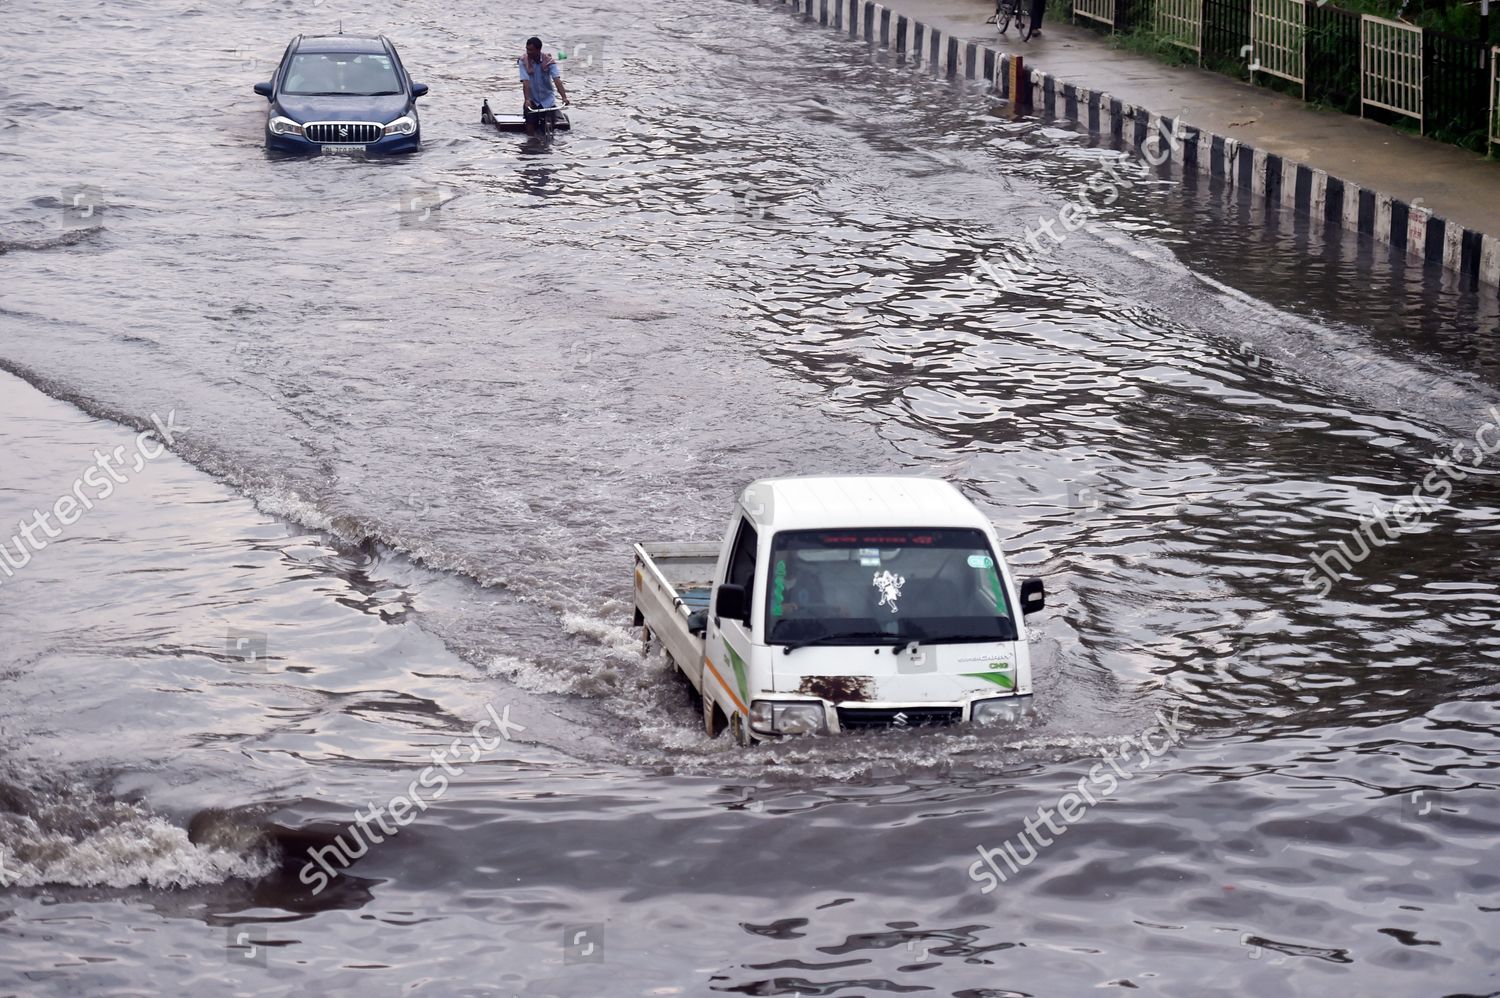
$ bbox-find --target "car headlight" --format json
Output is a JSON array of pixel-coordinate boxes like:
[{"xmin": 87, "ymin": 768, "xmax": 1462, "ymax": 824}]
[
  {"xmin": 268, "ymin": 115, "xmax": 303, "ymax": 137},
  {"xmin": 750, "ymin": 700, "xmax": 827, "ymax": 736},
  {"xmin": 383, "ymin": 114, "xmax": 417, "ymax": 136},
  {"xmin": 971, "ymin": 696, "xmax": 1033, "ymax": 727}
]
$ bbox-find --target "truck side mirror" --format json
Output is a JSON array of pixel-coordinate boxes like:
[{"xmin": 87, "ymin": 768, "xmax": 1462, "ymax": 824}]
[
  {"xmin": 714, "ymin": 584, "xmax": 748, "ymax": 623},
  {"xmin": 1019, "ymin": 578, "xmax": 1045, "ymax": 615}
]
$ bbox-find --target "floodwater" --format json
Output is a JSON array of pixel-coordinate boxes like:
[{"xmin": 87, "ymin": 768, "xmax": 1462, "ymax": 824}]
[{"xmin": 2, "ymin": 0, "xmax": 1498, "ymax": 994}]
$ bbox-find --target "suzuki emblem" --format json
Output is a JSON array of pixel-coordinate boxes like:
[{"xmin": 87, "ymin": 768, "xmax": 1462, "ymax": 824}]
[
  {"xmin": 892, "ymin": 711, "xmax": 909, "ymax": 727},
  {"xmin": 339, "ymin": 125, "xmax": 349, "ymax": 138}
]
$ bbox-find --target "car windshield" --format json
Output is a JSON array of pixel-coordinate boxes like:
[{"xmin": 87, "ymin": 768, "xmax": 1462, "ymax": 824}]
[
  {"xmin": 766, "ymin": 528, "xmax": 1018, "ymax": 645},
  {"xmin": 281, "ymin": 52, "xmax": 402, "ymax": 96}
]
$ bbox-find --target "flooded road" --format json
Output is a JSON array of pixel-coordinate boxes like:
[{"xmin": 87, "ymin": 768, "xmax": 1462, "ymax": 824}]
[{"xmin": 1, "ymin": 0, "xmax": 1498, "ymax": 994}]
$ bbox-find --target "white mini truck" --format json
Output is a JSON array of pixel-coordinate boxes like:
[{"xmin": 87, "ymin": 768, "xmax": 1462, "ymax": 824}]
[{"xmin": 633, "ymin": 476, "xmax": 1045, "ymax": 744}]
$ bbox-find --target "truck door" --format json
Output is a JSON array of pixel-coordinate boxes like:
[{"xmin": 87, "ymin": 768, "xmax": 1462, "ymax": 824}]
[{"xmin": 707, "ymin": 516, "xmax": 758, "ymax": 723}]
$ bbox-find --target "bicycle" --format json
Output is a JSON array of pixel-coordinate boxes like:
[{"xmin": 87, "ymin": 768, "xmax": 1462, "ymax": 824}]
[
  {"xmin": 987, "ymin": 0, "xmax": 1036, "ymax": 41},
  {"xmin": 524, "ymin": 102, "xmax": 560, "ymax": 137}
]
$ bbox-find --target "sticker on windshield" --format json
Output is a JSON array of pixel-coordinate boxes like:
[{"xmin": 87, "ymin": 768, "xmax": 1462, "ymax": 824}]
[
  {"xmin": 858, "ymin": 547, "xmax": 881, "ymax": 567},
  {"xmin": 967, "ymin": 554, "xmax": 994, "ymax": 569},
  {"xmin": 873, "ymin": 570, "xmax": 905, "ymax": 613}
]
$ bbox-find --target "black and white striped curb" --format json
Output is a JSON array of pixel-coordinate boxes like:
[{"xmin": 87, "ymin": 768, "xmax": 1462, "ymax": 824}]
[{"xmin": 770, "ymin": 0, "xmax": 1500, "ymax": 294}]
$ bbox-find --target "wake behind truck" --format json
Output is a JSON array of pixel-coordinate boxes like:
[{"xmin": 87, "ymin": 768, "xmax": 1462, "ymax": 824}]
[{"xmin": 633, "ymin": 476, "xmax": 1045, "ymax": 745}]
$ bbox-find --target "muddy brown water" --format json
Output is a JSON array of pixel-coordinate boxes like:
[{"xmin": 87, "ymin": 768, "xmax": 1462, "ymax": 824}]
[{"xmin": 1, "ymin": 0, "xmax": 1498, "ymax": 994}]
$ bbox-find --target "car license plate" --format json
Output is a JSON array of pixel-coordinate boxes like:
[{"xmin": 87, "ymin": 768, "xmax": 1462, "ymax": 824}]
[{"xmin": 321, "ymin": 144, "xmax": 365, "ymax": 156}]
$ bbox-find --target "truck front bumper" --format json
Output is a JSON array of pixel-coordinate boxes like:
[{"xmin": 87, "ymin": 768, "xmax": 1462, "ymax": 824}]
[{"xmin": 748, "ymin": 694, "xmax": 1034, "ymax": 736}]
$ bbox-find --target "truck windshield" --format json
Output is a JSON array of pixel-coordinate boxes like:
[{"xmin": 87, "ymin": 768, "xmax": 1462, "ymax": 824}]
[{"xmin": 766, "ymin": 528, "xmax": 1018, "ymax": 646}]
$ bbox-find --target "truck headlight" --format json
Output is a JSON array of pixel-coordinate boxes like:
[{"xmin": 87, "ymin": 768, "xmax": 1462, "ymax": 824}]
[
  {"xmin": 971, "ymin": 696, "xmax": 1033, "ymax": 727},
  {"xmin": 383, "ymin": 114, "xmax": 417, "ymax": 136},
  {"xmin": 268, "ymin": 115, "xmax": 304, "ymax": 137},
  {"xmin": 750, "ymin": 701, "xmax": 827, "ymax": 736}
]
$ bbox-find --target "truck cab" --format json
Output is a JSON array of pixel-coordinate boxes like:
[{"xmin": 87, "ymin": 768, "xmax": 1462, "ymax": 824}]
[{"xmin": 633, "ymin": 476, "xmax": 1045, "ymax": 744}]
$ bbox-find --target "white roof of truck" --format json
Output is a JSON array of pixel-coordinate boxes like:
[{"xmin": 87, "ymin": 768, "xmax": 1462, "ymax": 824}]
[{"xmin": 740, "ymin": 476, "xmax": 993, "ymax": 533}]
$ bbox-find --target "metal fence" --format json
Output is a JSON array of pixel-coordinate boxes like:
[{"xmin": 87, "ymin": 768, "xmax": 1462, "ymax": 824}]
[
  {"xmin": 1069, "ymin": 0, "xmax": 1152, "ymax": 33},
  {"xmin": 1068, "ymin": 0, "xmax": 1493, "ymax": 151},
  {"xmin": 1423, "ymin": 30, "xmax": 1491, "ymax": 142},
  {"xmin": 1074, "ymin": 0, "xmax": 1117, "ymax": 29},
  {"xmin": 1202, "ymin": 0, "xmax": 1252, "ymax": 65},
  {"xmin": 1115, "ymin": 0, "xmax": 1149, "ymax": 31},
  {"xmin": 1305, "ymin": 3, "xmax": 1362, "ymax": 111},
  {"xmin": 1493, "ymin": 46, "xmax": 1500, "ymax": 151},
  {"xmin": 1361, "ymin": 15, "xmax": 1424, "ymax": 131},
  {"xmin": 1250, "ymin": 0, "xmax": 1306, "ymax": 91},
  {"xmin": 1156, "ymin": 0, "xmax": 1204, "ymax": 55}
]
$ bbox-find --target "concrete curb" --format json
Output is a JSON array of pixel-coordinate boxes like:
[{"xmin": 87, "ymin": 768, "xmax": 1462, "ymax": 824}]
[{"xmin": 772, "ymin": 0, "xmax": 1500, "ymax": 294}]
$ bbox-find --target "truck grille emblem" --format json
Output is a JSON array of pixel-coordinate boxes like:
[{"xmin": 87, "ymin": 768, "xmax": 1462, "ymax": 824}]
[{"xmin": 892, "ymin": 711, "xmax": 909, "ymax": 728}]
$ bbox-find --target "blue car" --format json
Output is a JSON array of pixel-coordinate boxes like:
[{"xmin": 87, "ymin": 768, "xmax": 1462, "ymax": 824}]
[{"xmin": 253, "ymin": 34, "xmax": 428, "ymax": 155}]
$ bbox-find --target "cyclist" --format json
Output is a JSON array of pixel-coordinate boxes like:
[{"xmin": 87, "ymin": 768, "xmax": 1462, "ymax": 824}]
[
  {"xmin": 518, "ymin": 36, "xmax": 572, "ymax": 136},
  {"xmin": 990, "ymin": 0, "xmax": 1043, "ymax": 39},
  {"xmin": 1027, "ymin": 0, "xmax": 1047, "ymax": 35}
]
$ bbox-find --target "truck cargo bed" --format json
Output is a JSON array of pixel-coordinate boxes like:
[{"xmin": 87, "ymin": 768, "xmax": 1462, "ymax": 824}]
[{"xmin": 632, "ymin": 541, "xmax": 719, "ymax": 692}]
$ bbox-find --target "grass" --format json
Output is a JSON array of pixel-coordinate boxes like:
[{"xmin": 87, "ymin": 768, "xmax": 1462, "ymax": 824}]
[{"xmin": 1105, "ymin": 24, "xmax": 1203, "ymax": 65}]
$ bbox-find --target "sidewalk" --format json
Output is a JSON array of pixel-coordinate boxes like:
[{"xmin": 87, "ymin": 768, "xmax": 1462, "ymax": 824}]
[{"xmin": 782, "ymin": 0, "xmax": 1500, "ymax": 291}]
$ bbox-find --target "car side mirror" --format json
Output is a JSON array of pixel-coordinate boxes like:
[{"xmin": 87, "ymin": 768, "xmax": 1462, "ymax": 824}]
[
  {"xmin": 1019, "ymin": 578, "xmax": 1045, "ymax": 616},
  {"xmin": 253, "ymin": 82, "xmax": 273, "ymax": 99},
  {"xmin": 411, "ymin": 82, "xmax": 429, "ymax": 99},
  {"xmin": 714, "ymin": 584, "xmax": 748, "ymax": 624}
]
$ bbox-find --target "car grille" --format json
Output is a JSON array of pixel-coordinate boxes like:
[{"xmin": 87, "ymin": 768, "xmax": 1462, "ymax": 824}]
[
  {"xmin": 836, "ymin": 706, "xmax": 963, "ymax": 731},
  {"xmin": 304, "ymin": 121, "xmax": 382, "ymax": 144}
]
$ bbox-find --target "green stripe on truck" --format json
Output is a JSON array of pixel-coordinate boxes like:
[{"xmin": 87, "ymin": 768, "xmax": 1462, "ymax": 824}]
[{"xmin": 963, "ymin": 670, "xmax": 1015, "ymax": 690}]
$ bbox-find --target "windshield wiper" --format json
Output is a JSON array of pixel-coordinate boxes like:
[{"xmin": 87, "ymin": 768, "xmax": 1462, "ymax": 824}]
[
  {"xmin": 780, "ymin": 631, "xmax": 908, "ymax": 655},
  {"xmin": 922, "ymin": 630, "xmax": 1017, "ymax": 644}
]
